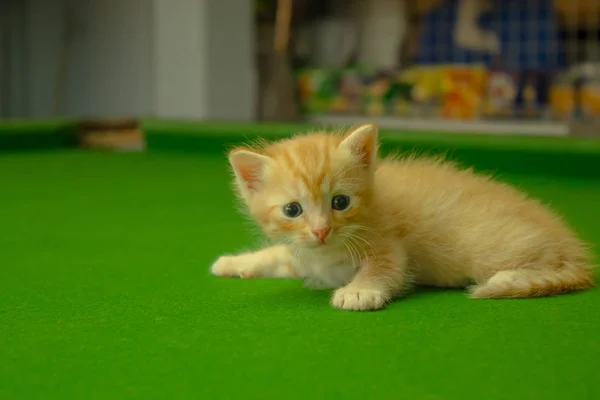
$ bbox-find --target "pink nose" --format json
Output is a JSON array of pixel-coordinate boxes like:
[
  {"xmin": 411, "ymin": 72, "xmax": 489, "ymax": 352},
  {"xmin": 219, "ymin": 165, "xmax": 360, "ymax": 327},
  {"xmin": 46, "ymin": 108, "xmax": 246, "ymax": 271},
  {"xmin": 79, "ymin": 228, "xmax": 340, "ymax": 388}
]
[{"xmin": 312, "ymin": 228, "xmax": 331, "ymax": 242}]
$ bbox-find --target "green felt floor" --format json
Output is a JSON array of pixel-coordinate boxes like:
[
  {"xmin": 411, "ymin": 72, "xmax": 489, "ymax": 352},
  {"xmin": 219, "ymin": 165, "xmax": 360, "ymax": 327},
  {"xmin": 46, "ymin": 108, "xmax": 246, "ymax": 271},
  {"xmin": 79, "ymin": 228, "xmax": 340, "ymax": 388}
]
[{"xmin": 1, "ymin": 150, "xmax": 599, "ymax": 399}]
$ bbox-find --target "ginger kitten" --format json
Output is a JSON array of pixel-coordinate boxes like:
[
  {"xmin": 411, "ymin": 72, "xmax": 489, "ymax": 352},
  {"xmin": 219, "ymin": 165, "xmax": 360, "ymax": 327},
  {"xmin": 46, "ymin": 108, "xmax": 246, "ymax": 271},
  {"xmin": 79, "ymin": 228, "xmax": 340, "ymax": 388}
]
[{"xmin": 211, "ymin": 124, "xmax": 595, "ymax": 311}]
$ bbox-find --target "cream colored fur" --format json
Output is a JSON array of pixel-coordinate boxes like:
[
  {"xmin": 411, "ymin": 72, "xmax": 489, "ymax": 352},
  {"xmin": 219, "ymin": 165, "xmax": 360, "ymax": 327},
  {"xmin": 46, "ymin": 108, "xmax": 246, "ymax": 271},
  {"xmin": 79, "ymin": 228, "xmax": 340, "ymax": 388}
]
[{"xmin": 211, "ymin": 124, "xmax": 595, "ymax": 311}]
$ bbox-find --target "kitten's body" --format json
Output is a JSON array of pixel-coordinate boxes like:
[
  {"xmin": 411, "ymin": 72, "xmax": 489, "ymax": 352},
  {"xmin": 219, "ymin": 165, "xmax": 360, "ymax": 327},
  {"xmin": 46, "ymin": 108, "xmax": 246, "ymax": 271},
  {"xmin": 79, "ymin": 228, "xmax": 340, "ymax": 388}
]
[{"xmin": 211, "ymin": 124, "xmax": 595, "ymax": 310}]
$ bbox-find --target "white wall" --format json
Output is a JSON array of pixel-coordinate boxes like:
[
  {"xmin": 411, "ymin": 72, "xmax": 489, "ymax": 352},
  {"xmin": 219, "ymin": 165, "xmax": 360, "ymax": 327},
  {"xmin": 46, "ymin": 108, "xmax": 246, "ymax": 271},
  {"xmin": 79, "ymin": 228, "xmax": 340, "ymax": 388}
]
[
  {"xmin": 151, "ymin": 0, "xmax": 256, "ymax": 120},
  {"xmin": 70, "ymin": 0, "xmax": 154, "ymax": 117},
  {"xmin": 27, "ymin": 0, "xmax": 154, "ymax": 118},
  {"xmin": 204, "ymin": 0, "xmax": 256, "ymax": 121},
  {"xmin": 25, "ymin": 0, "xmax": 63, "ymax": 117},
  {"xmin": 5, "ymin": 0, "xmax": 256, "ymax": 120},
  {"xmin": 1, "ymin": 0, "xmax": 29, "ymax": 117},
  {"xmin": 152, "ymin": 0, "xmax": 208, "ymax": 120}
]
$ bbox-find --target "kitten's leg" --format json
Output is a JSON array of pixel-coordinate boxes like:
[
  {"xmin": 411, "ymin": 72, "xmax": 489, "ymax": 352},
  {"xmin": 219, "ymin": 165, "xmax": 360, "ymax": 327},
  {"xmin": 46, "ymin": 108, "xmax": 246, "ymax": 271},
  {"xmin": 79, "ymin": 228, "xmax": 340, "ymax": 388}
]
[
  {"xmin": 210, "ymin": 245, "xmax": 297, "ymax": 279},
  {"xmin": 331, "ymin": 243, "xmax": 409, "ymax": 311},
  {"xmin": 470, "ymin": 264, "xmax": 594, "ymax": 299}
]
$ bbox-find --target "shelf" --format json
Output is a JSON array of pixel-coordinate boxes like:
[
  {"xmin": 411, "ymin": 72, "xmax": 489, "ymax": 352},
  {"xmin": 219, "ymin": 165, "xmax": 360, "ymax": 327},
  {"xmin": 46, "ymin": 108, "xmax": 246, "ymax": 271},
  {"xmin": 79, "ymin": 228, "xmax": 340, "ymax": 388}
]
[{"xmin": 307, "ymin": 115, "xmax": 570, "ymax": 137}]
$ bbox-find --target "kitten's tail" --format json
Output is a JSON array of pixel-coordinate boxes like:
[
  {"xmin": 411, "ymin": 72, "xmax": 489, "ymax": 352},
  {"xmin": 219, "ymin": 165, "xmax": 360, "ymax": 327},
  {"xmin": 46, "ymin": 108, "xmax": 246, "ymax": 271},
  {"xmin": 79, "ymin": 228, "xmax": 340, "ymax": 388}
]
[{"xmin": 470, "ymin": 263, "xmax": 595, "ymax": 299}]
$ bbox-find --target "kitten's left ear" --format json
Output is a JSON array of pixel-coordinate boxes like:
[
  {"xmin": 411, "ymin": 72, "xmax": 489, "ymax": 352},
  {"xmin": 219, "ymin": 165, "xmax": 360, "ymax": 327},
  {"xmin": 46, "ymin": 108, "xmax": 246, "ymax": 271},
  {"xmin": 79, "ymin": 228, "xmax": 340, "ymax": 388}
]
[
  {"xmin": 339, "ymin": 123, "xmax": 378, "ymax": 167},
  {"xmin": 228, "ymin": 147, "xmax": 272, "ymax": 192}
]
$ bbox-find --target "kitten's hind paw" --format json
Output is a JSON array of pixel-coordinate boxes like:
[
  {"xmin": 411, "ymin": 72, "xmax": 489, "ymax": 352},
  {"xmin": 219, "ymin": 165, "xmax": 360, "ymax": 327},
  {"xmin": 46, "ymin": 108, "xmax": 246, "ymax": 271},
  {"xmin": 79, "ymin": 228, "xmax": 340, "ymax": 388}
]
[{"xmin": 331, "ymin": 285, "xmax": 388, "ymax": 311}]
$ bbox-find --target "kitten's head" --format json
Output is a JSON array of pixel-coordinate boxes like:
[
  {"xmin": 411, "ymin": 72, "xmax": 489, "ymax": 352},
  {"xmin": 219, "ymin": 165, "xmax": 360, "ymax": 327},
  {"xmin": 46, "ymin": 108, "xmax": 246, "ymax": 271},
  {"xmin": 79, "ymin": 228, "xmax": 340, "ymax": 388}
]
[{"xmin": 228, "ymin": 124, "xmax": 378, "ymax": 248}]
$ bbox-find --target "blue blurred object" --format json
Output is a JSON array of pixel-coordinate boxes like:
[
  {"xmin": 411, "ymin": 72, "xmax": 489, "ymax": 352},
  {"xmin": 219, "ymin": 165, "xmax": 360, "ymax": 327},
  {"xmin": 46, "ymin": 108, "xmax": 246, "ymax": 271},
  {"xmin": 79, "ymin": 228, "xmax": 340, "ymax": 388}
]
[{"xmin": 414, "ymin": 0, "xmax": 567, "ymax": 70}]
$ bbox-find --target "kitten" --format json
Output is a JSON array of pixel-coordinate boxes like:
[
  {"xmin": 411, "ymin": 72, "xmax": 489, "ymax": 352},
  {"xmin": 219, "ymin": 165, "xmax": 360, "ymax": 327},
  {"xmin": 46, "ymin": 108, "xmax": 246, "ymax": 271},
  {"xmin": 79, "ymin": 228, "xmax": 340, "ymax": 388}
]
[{"xmin": 211, "ymin": 123, "xmax": 595, "ymax": 311}]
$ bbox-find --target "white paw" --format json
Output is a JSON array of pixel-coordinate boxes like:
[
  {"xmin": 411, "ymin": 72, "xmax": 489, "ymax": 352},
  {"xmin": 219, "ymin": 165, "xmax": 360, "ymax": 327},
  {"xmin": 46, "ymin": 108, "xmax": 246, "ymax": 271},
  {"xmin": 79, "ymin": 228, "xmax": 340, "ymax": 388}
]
[
  {"xmin": 331, "ymin": 285, "xmax": 388, "ymax": 311},
  {"xmin": 210, "ymin": 255, "xmax": 258, "ymax": 279}
]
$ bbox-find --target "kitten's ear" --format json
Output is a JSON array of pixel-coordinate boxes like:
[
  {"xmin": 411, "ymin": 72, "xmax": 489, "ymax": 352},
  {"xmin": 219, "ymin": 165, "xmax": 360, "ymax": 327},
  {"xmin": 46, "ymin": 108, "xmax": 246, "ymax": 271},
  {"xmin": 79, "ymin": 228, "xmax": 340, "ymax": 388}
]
[
  {"xmin": 339, "ymin": 123, "xmax": 378, "ymax": 167},
  {"xmin": 228, "ymin": 147, "xmax": 272, "ymax": 191}
]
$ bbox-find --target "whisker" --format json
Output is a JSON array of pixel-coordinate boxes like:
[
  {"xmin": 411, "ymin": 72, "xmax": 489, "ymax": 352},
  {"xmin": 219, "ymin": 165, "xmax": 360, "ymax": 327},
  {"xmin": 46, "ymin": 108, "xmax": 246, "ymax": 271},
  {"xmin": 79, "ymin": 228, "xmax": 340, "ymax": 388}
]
[
  {"xmin": 341, "ymin": 239, "xmax": 356, "ymax": 268},
  {"xmin": 344, "ymin": 233, "xmax": 373, "ymax": 260},
  {"xmin": 351, "ymin": 224, "xmax": 383, "ymax": 238},
  {"xmin": 339, "ymin": 233, "xmax": 366, "ymax": 263},
  {"xmin": 348, "ymin": 232, "xmax": 376, "ymax": 252},
  {"xmin": 291, "ymin": 243, "xmax": 304, "ymax": 265},
  {"xmin": 343, "ymin": 237, "xmax": 359, "ymax": 267}
]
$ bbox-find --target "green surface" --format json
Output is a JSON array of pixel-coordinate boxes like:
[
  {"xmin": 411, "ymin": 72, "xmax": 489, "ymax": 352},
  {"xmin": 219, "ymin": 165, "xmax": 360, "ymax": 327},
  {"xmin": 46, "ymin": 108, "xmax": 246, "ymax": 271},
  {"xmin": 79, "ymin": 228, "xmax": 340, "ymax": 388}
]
[
  {"xmin": 0, "ymin": 119, "xmax": 78, "ymax": 151},
  {"xmin": 1, "ymin": 143, "xmax": 599, "ymax": 399}
]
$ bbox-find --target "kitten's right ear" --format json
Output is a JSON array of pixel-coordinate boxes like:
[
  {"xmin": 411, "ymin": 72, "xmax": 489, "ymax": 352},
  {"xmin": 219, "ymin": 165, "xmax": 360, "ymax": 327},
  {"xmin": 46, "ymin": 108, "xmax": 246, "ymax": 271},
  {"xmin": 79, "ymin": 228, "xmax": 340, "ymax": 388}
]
[
  {"xmin": 228, "ymin": 148, "xmax": 272, "ymax": 191},
  {"xmin": 339, "ymin": 123, "xmax": 378, "ymax": 167}
]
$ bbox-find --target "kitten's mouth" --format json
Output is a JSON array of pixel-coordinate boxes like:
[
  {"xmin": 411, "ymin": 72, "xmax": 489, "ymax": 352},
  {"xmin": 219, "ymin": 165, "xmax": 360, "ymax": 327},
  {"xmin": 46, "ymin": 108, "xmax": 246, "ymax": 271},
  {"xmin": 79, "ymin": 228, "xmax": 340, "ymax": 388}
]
[
  {"xmin": 302, "ymin": 238, "xmax": 334, "ymax": 248},
  {"xmin": 295, "ymin": 239, "xmax": 323, "ymax": 249},
  {"xmin": 302, "ymin": 242, "xmax": 324, "ymax": 249}
]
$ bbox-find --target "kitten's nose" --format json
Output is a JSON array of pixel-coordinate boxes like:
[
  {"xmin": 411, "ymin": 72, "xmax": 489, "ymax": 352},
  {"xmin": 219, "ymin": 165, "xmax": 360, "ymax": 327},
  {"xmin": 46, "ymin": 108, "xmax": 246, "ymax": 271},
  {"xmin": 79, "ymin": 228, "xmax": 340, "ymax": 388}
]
[{"xmin": 312, "ymin": 227, "xmax": 331, "ymax": 243}]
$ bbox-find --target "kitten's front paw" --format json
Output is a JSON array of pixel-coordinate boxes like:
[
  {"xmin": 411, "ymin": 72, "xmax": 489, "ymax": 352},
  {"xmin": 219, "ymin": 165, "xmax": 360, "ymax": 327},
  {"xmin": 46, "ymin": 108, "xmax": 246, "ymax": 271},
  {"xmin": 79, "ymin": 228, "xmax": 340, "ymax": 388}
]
[
  {"xmin": 210, "ymin": 255, "xmax": 257, "ymax": 279},
  {"xmin": 331, "ymin": 285, "xmax": 388, "ymax": 311}
]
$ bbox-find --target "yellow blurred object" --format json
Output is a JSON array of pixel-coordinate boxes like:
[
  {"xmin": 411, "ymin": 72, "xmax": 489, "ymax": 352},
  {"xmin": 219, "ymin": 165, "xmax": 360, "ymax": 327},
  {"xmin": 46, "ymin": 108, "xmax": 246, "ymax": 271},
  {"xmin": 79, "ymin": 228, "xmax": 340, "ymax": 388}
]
[
  {"xmin": 549, "ymin": 84, "xmax": 574, "ymax": 119},
  {"xmin": 412, "ymin": 84, "xmax": 431, "ymax": 103},
  {"xmin": 440, "ymin": 66, "xmax": 486, "ymax": 120},
  {"xmin": 523, "ymin": 86, "xmax": 536, "ymax": 103},
  {"xmin": 78, "ymin": 119, "xmax": 145, "ymax": 151},
  {"xmin": 367, "ymin": 101, "xmax": 385, "ymax": 116},
  {"xmin": 554, "ymin": 0, "xmax": 600, "ymax": 28},
  {"xmin": 296, "ymin": 72, "xmax": 312, "ymax": 101},
  {"xmin": 410, "ymin": 66, "xmax": 445, "ymax": 104},
  {"xmin": 581, "ymin": 83, "xmax": 600, "ymax": 117},
  {"xmin": 330, "ymin": 96, "xmax": 347, "ymax": 113},
  {"xmin": 410, "ymin": 0, "xmax": 443, "ymax": 15},
  {"xmin": 393, "ymin": 99, "xmax": 411, "ymax": 116}
]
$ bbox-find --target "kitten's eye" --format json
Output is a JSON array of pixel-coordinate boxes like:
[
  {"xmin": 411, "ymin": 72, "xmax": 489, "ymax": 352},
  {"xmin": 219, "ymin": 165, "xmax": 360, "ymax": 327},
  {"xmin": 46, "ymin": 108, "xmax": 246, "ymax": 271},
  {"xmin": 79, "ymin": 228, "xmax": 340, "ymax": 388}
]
[
  {"xmin": 283, "ymin": 202, "xmax": 303, "ymax": 218},
  {"xmin": 332, "ymin": 195, "xmax": 350, "ymax": 211}
]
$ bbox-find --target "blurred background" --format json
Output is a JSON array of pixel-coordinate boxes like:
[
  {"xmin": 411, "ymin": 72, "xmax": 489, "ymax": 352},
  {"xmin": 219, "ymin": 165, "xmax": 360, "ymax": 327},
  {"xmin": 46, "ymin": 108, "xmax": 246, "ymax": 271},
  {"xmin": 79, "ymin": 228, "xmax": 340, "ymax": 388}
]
[{"xmin": 1, "ymin": 0, "xmax": 600, "ymax": 136}]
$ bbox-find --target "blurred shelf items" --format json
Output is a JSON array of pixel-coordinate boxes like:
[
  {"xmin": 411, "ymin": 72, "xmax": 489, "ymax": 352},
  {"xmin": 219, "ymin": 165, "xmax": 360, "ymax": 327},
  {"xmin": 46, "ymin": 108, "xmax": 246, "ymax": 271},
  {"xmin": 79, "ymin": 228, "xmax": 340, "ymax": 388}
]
[{"xmin": 256, "ymin": 0, "xmax": 600, "ymax": 129}]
